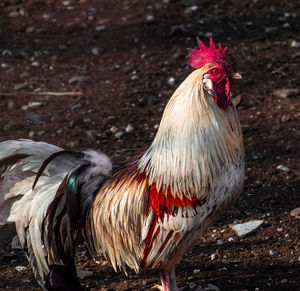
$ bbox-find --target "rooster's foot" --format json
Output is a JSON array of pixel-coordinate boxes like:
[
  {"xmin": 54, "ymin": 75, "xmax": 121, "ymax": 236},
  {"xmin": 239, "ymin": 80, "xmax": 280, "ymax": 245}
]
[{"xmin": 158, "ymin": 267, "xmax": 205, "ymax": 291}]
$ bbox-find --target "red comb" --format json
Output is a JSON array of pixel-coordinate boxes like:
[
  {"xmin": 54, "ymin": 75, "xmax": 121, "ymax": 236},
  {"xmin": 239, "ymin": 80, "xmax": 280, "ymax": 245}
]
[{"xmin": 187, "ymin": 37, "xmax": 236, "ymax": 71}]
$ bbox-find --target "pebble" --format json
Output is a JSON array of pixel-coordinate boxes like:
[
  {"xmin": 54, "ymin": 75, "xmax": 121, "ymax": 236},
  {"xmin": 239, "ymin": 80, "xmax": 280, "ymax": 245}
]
[
  {"xmin": 14, "ymin": 83, "xmax": 27, "ymax": 91},
  {"xmin": 1, "ymin": 63, "xmax": 9, "ymax": 69},
  {"xmin": 281, "ymin": 278, "xmax": 288, "ymax": 284},
  {"xmin": 15, "ymin": 266, "xmax": 27, "ymax": 272},
  {"xmin": 217, "ymin": 239, "xmax": 224, "ymax": 245},
  {"xmin": 231, "ymin": 220, "xmax": 264, "ymax": 237},
  {"xmin": 290, "ymin": 207, "xmax": 300, "ymax": 217},
  {"xmin": 25, "ymin": 26, "xmax": 35, "ymax": 33},
  {"xmin": 125, "ymin": 124, "xmax": 134, "ymax": 133},
  {"xmin": 91, "ymin": 47, "xmax": 99, "ymax": 56},
  {"xmin": 167, "ymin": 77, "xmax": 175, "ymax": 86},
  {"xmin": 114, "ymin": 130, "xmax": 126, "ymax": 139},
  {"xmin": 2, "ymin": 49, "xmax": 12, "ymax": 56},
  {"xmin": 210, "ymin": 253, "xmax": 218, "ymax": 260},
  {"xmin": 280, "ymin": 115, "xmax": 290, "ymax": 123},
  {"xmin": 145, "ymin": 15, "xmax": 155, "ymax": 22},
  {"xmin": 291, "ymin": 40, "xmax": 300, "ymax": 48},
  {"xmin": 277, "ymin": 165, "xmax": 290, "ymax": 172},
  {"xmin": 68, "ymin": 75, "xmax": 87, "ymax": 84},
  {"xmin": 110, "ymin": 126, "xmax": 118, "ymax": 133},
  {"xmin": 95, "ymin": 25, "xmax": 106, "ymax": 31},
  {"xmin": 269, "ymin": 249, "xmax": 278, "ymax": 256},
  {"xmin": 42, "ymin": 14, "xmax": 51, "ymax": 20},
  {"xmin": 31, "ymin": 61, "xmax": 40, "ymax": 67},
  {"xmin": 9, "ymin": 11, "xmax": 19, "ymax": 18},
  {"xmin": 193, "ymin": 269, "xmax": 200, "ymax": 274},
  {"xmin": 265, "ymin": 27, "xmax": 277, "ymax": 33}
]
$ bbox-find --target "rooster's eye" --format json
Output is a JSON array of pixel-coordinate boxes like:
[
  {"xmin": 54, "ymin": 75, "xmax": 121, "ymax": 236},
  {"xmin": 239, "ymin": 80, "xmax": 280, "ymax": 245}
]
[{"xmin": 211, "ymin": 69, "xmax": 219, "ymax": 75}]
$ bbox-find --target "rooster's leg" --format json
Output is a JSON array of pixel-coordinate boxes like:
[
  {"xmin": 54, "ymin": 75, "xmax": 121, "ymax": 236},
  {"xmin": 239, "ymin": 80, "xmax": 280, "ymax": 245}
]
[
  {"xmin": 159, "ymin": 267, "xmax": 181, "ymax": 291},
  {"xmin": 158, "ymin": 267, "xmax": 204, "ymax": 291}
]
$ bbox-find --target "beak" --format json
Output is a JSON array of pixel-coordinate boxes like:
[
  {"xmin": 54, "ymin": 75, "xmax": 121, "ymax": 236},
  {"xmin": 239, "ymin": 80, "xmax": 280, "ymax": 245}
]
[{"xmin": 233, "ymin": 72, "xmax": 242, "ymax": 79}]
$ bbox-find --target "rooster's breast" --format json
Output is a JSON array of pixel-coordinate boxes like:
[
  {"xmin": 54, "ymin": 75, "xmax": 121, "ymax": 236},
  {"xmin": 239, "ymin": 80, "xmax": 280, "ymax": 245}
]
[{"xmin": 140, "ymin": 155, "xmax": 244, "ymax": 270}]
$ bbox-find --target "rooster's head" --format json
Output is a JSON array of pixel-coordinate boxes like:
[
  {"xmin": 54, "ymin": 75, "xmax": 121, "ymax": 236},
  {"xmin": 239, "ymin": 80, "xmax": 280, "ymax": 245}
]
[{"xmin": 187, "ymin": 37, "xmax": 242, "ymax": 109}]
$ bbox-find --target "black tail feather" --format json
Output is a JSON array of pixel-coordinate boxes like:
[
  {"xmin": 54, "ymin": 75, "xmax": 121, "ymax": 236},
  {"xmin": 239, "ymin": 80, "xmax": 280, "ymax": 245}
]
[
  {"xmin": 43, "ymin": 151, "xmax": 111, "ymax": 290},
  {"xmin": 32, "ymin": 150, "xmax": 84, "ymax": 190}
]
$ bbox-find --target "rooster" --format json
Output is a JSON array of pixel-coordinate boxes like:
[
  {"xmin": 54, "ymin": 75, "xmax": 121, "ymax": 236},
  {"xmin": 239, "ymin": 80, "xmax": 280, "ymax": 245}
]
[{"xmin": 0, "ymin": 37, "xmax": 244, "ymax": 291}]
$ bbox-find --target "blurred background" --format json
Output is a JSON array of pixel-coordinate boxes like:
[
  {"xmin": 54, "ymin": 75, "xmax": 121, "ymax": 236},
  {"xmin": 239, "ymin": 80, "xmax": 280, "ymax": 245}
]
[{"xmin": 0, "ymin": 0, "xmax": 299, "ymax": 290}]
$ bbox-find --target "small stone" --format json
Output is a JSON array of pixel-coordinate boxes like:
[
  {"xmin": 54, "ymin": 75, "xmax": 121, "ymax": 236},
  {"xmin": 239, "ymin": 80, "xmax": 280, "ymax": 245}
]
[
  {"xmin": 77, "ymin": 269, "xmax": 93, "ymax": 279},
  {"xmin": 91, "ymin": 47, "xmax": 99, "ymax": 56},
  {"xmin": 95, "ymin": 25, "xmax": 106, "ymax": 31},
  {"xmin": 281, "ymin": 278, "xmax": 288, "ymax": 284},
  {"xmin": 26, "ymin": 26, "xmax": 35, "ymax": 33},
  {"xmin": 277, "ymin": 165, "xmax": 290, "ymax": 172},
  {"xmin": 114, "ymin": 130, "xmax": 125, "ymax": 139},
  {"xmin": 14, "ymin": 83, "xmax": 27, "ymax": 90},
  {"xmin": 167, "ymin": 77, "xmax": 175, "ymax": 86},
  {"xmin": 269, "ymin": 249, "xmax": 278, "ymax": 256},
  {"xmin": 1, "ymin": 63, "xmax": 9, "ymax": 69},
  {"xmin": 125, "ymin": 124, "xmax": 134, "ymax": 133},
  {"xmin": 9, "ymin": 11, "xmax": 19, "ymax": 18},
  {"xmin": 283, "ymin": 23, "xmax": 290, "ymax": 28},
  {"xmin": 146, "ymin": 15, "xmax": 155, "ymax": 22},
  {"xmin": 110, "ymin": 126, "xmax": 118, "ymax": 133},
  {"xmin": 290, "ymin": 207, "xmax": 300, "ymax": 217},
  {"xmin": 217, "ymin": 239, "xmax": 224, "ymax": 245},
  {"xmin": 42, "ymin": 14, "xmax": 51, "ymax": 20},
  {"xmin": 68, "ymin": 75, "xmax": 87, "ymax": 84},
  {"xmin": 291, "ymin": 40, "xmax": 300, "ymax": 48},
  {"xmin": 277, "ymin": 227, "xmax": 283, "ymax": 232},
  {"xmin": 228, "ymin": 237, "xmax": 234, "ymax": 242},
  {"xmin": 280, "ymin": 115, "xmax": 290, "ymax": 123},
  {"xmin": 265, "ymin": 27, "xmax": 277, "ymax": 33},
  {"xmin": 231, "ymin": 220, "xmax": 264, "ymax": 237},
  {"xmin": 210, "ymin": 253, "xmax": 218, "ymax": 260},
  {"xmin": 193, "ymin": 269, "xmax": 200, "ymax": 274},
  {"xmin": 31, "ymin": 61, "xmax": 40, "ymax": 67},
  {"xmin": 15, "ymin": 266, "xmax": 27, "ymax": 272},
  {"xmin": 2, "ymin": 49, "xmax": 12, "ymax": 56}
]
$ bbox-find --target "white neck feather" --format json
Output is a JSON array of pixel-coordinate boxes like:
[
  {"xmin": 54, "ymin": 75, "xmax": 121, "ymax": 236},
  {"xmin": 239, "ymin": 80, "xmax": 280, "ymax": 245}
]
[{"xmin": 138, "ymin": 66, "xmax": 244, "ymax": 199}]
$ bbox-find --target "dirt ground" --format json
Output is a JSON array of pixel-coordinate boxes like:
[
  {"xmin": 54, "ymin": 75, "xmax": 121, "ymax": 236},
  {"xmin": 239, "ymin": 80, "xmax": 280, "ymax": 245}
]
[{"xmin": 0, "ymin": 0, "xmax": 299, "ymax": 290}]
